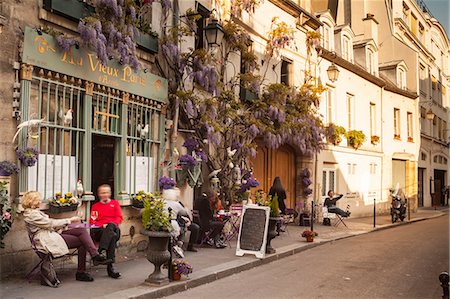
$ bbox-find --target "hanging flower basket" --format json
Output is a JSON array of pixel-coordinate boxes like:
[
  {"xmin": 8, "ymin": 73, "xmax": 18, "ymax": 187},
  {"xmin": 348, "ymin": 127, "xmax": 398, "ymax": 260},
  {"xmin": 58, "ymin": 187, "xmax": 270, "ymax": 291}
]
[
  {"xmin": 0, "ymin": 161, "xmax": 20, "ymax": 177},
  {"xmin": 346, "ymin": 130, "xmax": 366, "ymax": 150},
  {"xmin": 16, "ymin": 147, "xmax": 39, "ymax": 167}
]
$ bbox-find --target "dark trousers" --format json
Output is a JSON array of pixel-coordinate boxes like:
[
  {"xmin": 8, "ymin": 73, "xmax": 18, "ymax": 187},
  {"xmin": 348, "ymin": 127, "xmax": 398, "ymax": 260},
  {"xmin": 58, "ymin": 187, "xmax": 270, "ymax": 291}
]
[
  {"xmin": 61, "ymin": 227, "xmax": 98, "ymax": 272},
  {"xmin": 208, "ymin": 220, "xmax": 224, "ymax": 240},
  {"xmin": 188, "ymin": 223, "xmax": 200, "ymax": 246},
  {"xmin": 328, "ymin": 207, "xmax": 348, "ymax": 217},
  {"xmin": 90, "ymin": 223, "xmax": 120, "ymax": 262}
]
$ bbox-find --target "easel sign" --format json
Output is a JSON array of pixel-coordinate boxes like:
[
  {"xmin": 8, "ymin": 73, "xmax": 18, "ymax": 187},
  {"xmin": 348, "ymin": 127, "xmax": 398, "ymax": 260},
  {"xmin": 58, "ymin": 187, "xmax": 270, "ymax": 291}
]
[{"xmin": 235, "ymin": 205, "xmax": 270, "ymax": 259}]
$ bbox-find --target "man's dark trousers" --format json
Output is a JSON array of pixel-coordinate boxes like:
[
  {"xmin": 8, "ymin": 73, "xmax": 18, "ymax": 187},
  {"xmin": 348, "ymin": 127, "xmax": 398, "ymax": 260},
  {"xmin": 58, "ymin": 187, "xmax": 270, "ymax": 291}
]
[{"xmin": 91, "ymin": 223, "xmax": 120, "ymax": 261}]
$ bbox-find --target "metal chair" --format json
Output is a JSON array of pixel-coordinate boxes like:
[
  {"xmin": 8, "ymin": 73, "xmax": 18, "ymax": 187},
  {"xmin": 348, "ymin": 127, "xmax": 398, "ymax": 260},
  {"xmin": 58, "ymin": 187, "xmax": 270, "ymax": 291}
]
[
  {"xmin": 322, "ymin": 206, "xmax": 349, "ymax": 228},
  {"xmin": 191, "ymin": 209, "xmax": 215, "ymax": 246}
]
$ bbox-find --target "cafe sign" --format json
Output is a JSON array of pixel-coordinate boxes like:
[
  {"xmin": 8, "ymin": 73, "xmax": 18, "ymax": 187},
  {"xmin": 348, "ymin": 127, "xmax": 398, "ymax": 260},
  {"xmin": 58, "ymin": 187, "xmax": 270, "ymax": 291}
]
[{"xmin": 22, "ymin": 27, "xmax": 168, "ymax": 103}]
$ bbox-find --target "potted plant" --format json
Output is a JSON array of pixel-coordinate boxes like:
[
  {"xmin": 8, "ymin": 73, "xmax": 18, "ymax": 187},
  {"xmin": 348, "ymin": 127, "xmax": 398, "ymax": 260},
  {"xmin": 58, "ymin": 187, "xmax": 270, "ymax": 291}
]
[
  {"xmin": 16, "ymin": 147, "xmax": 39, "ymax": 167},
  {"xmin": 0, "ymin": 161, "xmax": 20, "ymax": 177},
  {"xmin": 140, "ymin": 195, "xmax": 172, "ymax": 286},
  {"xmin": 164, "ymin": 259, "xmax": 193, "ymax": 281},
  {"xmin": 326, "ymin": 124, "xmax": 346, "ymax": 146},
  {"xmin": 371, "ymin": 135, "xmax": 380, "ymax": 145},
  {"xmin": 131, "ymin": 190, "xmax": 154, "ymax": 209},
  {"xmin": 48, "ymin": 192, "xmax": 79, "ymax": 214},
  {"xmin": 346, "ymin": 130, "xmax": 366, "ymax": 149},
  {"xmin": 255, "ymin": 191, "xmax": 281, "ymax": 254},
  {"xmin": 301, "ymin": 230, "xmax": 318, "ymax": 242},
  {"xmin": 0, "ymin": 181, "xmax": 13, "ymax": 248}
]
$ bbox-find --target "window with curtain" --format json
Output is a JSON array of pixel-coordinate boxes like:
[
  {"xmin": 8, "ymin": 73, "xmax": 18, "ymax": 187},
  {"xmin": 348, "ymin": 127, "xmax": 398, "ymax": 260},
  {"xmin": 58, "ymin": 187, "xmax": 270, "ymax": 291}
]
[
  {"xmin": 325, "ymin": 86, "xmax": 334, "ymax": 124},
  {"xmin": 407, "ymin": 112, "xmax": 413, "ymax": 141},
  {"xmin": 398, "ymin": 68, "xmax": 406, "ymax": 90},
  {"xmin": 370, "ymin": 103, "xmax": 376, "ymax": 136},
  {"xmin": 342, "ymin": 36, "xmax": 351, "ymax": 61},
  {"xmin": 347, "ymin": 93, "xmax": 354, "ymax": 130},
  {"xmin": 367, "ymin": 49, "xmax": 375, "ymax": 74},
  {"xmin": 323, "ymin": 25, "xmax": 331, "ymax": 50},
  {"xmin": 394, "ymin": 108, "xmax": 400, "ymax": 138},
  {"xmin": 280, "ymin": 59, "xmax": 292, "ymax": 86}
]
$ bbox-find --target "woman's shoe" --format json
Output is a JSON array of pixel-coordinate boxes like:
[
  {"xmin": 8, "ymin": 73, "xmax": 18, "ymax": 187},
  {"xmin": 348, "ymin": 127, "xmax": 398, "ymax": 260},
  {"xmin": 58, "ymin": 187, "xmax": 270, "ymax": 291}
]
[
  {"xmin": 92, "ymin": 254, "xmax": 113, "ymax": 266},
  {"xmin": 76, "ymin": 272, "xmax": 94, "ymax": 282}
]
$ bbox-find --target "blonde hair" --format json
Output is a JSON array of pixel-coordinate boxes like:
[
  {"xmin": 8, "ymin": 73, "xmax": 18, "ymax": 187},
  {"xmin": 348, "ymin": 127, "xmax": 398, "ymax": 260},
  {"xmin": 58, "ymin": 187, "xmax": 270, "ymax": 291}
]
[{"xmin": 22, "ymin": 191, "xmax": 42, "ymax": 209}]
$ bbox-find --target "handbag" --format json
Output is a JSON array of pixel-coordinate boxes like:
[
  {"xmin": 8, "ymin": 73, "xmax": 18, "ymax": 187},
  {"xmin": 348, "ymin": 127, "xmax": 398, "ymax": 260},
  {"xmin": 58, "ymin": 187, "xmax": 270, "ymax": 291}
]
[{"xmin": 40, "ymin": 254, "xmax": 60, "ymax": 288}]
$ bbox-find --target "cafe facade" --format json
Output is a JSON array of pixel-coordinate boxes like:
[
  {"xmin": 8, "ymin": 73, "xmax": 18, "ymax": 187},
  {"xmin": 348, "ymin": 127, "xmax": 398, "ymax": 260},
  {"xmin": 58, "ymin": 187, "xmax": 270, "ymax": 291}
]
[{"xmin": 0, "ymin": 2, "xmax": 168, "ymax": 277}]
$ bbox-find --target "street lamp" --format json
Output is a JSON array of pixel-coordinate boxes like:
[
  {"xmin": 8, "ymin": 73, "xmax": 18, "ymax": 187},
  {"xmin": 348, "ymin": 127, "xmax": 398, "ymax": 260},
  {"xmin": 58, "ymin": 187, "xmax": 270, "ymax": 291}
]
[
  {"xmin": 204, "ymin": 16, "xmax": 224, "ymax": 48},
  {"xmin": 326, "ymin": 63, "xmax": 340, "ymax": 82},
  {"xmin": 426, "ymin": 109, "xmax": 435, "ymax": 120}
]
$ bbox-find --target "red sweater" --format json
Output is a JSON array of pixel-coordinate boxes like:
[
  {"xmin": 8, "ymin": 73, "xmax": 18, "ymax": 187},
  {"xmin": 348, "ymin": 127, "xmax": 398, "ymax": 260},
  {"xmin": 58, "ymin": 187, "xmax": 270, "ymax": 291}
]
[{"xmin": 90, "ymin": 199, "xmax": 123, "ymax": 227}]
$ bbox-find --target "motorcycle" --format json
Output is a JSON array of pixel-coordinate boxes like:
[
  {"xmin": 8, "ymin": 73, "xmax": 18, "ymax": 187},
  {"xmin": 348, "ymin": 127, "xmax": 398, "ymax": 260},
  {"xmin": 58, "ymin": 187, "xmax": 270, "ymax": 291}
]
[{"xmin": 390, "ymin": 184, "xmax": 407, "ymax": 223}]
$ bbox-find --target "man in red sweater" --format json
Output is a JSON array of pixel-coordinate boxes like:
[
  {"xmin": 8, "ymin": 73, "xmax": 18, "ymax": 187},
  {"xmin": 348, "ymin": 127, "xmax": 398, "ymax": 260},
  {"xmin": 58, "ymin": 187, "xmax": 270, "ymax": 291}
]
[{"xmin": 90, "ymin": 184, "xmax": 123, "ymax": 279}]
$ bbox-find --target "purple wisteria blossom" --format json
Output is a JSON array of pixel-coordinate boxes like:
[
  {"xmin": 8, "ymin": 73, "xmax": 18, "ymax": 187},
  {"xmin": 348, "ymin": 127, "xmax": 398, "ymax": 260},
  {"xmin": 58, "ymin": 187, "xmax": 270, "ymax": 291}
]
[
  {"xmin": 183, "ymin": 138, "xmax": 199, "ymax": 152},
  {"xmin": 196, "ymin": 150, "xmax": 208, "ymax": 162}
]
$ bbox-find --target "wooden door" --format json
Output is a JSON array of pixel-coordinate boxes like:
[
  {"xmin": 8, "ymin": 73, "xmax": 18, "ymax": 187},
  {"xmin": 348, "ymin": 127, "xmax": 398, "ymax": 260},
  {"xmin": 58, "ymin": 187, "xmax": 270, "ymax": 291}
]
[{"xmin": 251, "ymin": 145, "xmax": 296, "ymax": 209}]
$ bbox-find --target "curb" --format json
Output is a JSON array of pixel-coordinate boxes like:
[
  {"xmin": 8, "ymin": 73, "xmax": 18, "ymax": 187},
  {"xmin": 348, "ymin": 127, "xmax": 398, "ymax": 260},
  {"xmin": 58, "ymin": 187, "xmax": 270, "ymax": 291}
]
[{"xmin": 98, "ymin": 212, "xmax": 446, "ymax": 299}]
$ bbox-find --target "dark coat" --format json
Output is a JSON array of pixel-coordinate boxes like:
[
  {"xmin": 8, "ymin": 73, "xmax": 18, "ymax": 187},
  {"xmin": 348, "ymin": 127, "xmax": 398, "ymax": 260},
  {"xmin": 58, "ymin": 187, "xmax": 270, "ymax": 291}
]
[{"xmin": 193, "ymin": 195, "xmax": 213, "ymax": 231}]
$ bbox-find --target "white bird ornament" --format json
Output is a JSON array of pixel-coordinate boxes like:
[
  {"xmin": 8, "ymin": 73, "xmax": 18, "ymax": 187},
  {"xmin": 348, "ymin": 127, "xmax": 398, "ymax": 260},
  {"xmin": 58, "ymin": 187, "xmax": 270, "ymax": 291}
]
[
  {"xmin": 140, "ymin": 124, "xmax": 149, "ymax": 139},
  {"xmin": 64, "ymin": 109, "xmax": 73, "ymax": 126},
  {"xmin": 208, "ymin": 169, "xmax": 222, "ymax": 180},
  {"xmin": 227, "ymin": 147, "xmax": 237, "ymax": 158},
  {"xmin": 76, "ymin": 179, "xmax": 84, "ymax": 198},
  {"xmin": 12, "ymin": 118, "xmax": 45, "ymax": 143}
]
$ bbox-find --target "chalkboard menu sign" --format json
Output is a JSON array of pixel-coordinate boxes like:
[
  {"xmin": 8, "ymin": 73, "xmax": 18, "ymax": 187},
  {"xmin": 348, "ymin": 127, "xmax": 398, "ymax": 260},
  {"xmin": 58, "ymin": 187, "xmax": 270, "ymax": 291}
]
[{"xmin": 236, "ymin": 205, "xmax": 270, "ymax": 259}]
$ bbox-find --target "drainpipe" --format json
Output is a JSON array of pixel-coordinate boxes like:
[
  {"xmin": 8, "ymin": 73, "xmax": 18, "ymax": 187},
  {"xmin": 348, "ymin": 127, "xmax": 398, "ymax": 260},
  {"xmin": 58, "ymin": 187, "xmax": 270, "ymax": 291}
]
[
  {"xmin": 170, "ymin": 0, "xmax": 180, "ymax": 179},
  {"xmin": 380, "ymin": 86, "xmax": 384, "ymax": 211}
]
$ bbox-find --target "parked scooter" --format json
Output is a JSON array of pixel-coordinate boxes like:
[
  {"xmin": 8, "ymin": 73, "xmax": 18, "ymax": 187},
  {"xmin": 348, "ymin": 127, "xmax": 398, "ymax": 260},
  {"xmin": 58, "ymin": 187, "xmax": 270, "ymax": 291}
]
[{"xmin": 390, "ymin": 184, "xmax": 406, "ymax": 223}]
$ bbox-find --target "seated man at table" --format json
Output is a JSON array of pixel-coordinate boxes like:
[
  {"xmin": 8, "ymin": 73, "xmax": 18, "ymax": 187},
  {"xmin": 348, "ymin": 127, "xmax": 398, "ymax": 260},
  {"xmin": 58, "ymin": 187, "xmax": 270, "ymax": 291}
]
[
  {"xmin": 193, "ymin": 190, "xmax": 226, "ymax": 249},
  {"xmin": 90, "ymin": 184, "xmax": 122, "ymax": 279}
]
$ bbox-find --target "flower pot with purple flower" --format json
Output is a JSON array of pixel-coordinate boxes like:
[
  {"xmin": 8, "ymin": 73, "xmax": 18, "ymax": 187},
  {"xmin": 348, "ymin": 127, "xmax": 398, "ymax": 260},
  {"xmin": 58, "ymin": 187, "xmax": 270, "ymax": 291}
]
[
  {"xmin": 16, "ymin": 147, "xmax": 39, "ymax": 167},
  {"xmin": 179, "ymin": 154, "xmax": 198, "ymax": 170},
  {"xmin": 0, "ymin": 161, "xmax": 20, "ymax": 177},
  {"xmin": 158, "ymin": 176, "xmax": 176, "ymax": 190}
]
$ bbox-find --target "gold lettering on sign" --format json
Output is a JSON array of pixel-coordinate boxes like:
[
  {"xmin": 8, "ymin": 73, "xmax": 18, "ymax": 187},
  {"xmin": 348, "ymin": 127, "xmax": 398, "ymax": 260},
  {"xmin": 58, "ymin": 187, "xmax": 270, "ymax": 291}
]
[
  {"xmin": 34, "ymin": 36, "xmax": 55, "ymax": 54},
  {"xmin": 88, "ymin": 54, "xmax": 119, "ymax": 78},
  {"xmin": 61, "ymin": 48, "xmax": 83, "ymax": 67},
  {"xmin": 121, "ymin": 66, "xmax": 146, "ymax": 86}
]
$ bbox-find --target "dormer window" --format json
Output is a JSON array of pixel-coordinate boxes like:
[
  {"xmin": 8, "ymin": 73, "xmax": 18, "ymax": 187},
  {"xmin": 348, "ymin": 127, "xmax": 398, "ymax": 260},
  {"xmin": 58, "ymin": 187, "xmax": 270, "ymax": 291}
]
[
  {"xmin": 323, "ymin": 24, "xmax": 331, "ymax": 50},
  {"xmin": 367, "ymin": 48, "xmax": 375, "ymax": 74},
  {"xmin": 398, "ymin": 67, "xmax": 407, "ymax": 90},
  {"xmin": 342, "ymin": 36, "xmax": 352, "ymax": 61}
]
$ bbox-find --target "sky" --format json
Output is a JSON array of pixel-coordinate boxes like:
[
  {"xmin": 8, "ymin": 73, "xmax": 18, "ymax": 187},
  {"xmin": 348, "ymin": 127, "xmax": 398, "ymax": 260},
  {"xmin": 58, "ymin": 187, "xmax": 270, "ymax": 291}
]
[{"xmin": 425, "ymin": 0, "xmax": 450, "ymax": 36}]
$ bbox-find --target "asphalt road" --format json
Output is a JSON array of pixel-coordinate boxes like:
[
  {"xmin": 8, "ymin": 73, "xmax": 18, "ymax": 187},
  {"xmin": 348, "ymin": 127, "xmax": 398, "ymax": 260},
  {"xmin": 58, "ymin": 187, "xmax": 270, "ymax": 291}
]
[{"xmin": 166, "ymin": 215, "xmax": 449, "ymax": 299}]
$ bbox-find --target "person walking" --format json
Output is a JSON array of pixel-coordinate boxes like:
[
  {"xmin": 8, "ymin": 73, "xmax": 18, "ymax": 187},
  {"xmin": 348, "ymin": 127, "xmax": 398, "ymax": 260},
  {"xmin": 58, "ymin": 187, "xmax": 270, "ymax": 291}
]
[
  {"xmin": 90, "ymin": 184, "xmax": 122, "ymax": 279},
  {"xmin": 23, "ymin": 191, "xmax": 111, "ymax": 286}
]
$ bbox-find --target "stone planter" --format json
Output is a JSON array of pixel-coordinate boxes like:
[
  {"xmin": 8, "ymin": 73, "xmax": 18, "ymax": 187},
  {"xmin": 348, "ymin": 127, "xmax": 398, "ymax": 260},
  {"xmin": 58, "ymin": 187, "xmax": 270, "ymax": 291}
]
[
  {"xmin": 48, "ymin": 204, "xmax": 78, "ymax": 214},
  {"xmin": 266, "ymin": 217, "xmax": 282, "ymax": 254},
  {"xmin": 140, "ymin": 230, "xmax": 171, "ymax": 286}
]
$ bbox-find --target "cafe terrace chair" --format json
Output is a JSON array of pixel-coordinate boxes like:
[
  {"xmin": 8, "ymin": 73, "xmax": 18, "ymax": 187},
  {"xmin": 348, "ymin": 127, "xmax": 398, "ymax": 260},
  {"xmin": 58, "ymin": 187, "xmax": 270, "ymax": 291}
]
[
  {"xmin": 191, "ymin": 209, "xmax": 215, "ymax": 246},
  {"xmin": 322, "ymin": 206, "xmax": 349, "ymax": 228},
  {"xmin": 25, "ymin": 228, "xmax": 78, "ymax": 283},
  {"xmin": 280, "ymin": 208, "xmax": 296, "ymax": 235}
]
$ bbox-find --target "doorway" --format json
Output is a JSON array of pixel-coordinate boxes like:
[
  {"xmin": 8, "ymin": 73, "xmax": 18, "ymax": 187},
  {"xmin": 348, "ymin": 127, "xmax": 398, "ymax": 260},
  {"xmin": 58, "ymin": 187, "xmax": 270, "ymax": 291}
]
[
  {"xmin": 434, "ymin": 169, "xmax": 446, "ymax": 206},
  {"xmin": 251, "ymin": 144, "xmax": 296, "ymax": 208},
  {"xmin": 92, "ymin": 135, "xmax": 116, "ymax": 200},
  {"xmin": 418, "ymin": 168, "xmax": 424, "ymax": 207}
]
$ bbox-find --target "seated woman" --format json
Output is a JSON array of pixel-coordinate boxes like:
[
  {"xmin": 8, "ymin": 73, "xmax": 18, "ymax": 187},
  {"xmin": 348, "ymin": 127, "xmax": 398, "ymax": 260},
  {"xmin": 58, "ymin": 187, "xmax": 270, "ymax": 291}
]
[
  {"xmin": 22, "ymin": 191, "xmax": 111, "ymax": 286},
  {"xmin": 193, "ymin": 190, "xmax": 226, "ymax": 248}
]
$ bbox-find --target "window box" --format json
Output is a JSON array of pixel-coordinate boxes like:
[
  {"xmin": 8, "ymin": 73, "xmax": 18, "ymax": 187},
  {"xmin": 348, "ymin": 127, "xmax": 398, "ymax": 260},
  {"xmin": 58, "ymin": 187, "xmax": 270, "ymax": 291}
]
[
  {"xmin": 394, "ymin": 134, "xmax": 401, "ymax": 140},
  {"xmin": 43, "ymin": 0, "xmax": 95, "ymax": 22},
  {"xmin": 136, "ymin": 32, "xmax": 159, "ymax": 54},
  {"xmin": 407, "ymin": 136, "xmax": 414, "ymax": 142}
]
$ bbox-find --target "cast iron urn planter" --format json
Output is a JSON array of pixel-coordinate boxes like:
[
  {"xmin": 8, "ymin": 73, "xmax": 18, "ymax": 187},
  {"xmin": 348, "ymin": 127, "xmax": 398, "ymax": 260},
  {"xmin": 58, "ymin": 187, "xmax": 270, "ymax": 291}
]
[
  {"xmin": 140, "ymin": 230, "xmax": 171, "ymax": 286},
  {"xmin": 266, "ymin": 217, "xmax": 282, "ymax": 254}
]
